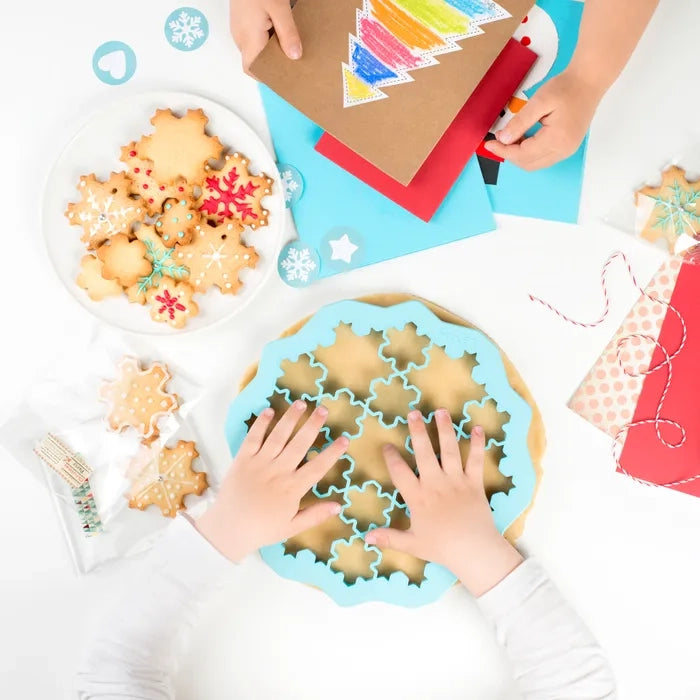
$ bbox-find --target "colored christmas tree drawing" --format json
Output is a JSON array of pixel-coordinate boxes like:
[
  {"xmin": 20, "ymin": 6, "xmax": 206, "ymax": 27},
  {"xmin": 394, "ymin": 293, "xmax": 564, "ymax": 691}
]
[{"xmin": 343, "ymin": 0, "xmax": 510, "ymax": 107}]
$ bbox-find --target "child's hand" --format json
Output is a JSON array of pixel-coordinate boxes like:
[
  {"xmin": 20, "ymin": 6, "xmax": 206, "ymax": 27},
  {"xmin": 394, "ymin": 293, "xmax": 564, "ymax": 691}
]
[
  {"xmin": 483, "ymin": 70, "xmax": 602, "ymax": 172},
  {"xmin": 365, "ymin": 409, "xmax": 523, "ymax": 597},
  {"xmin": 196, "ymin": 401, "xmax": 348, "ymax": 562},
  {"xmin": 229, "ymin": 0, "xmax": 301, "ymax": 73}
]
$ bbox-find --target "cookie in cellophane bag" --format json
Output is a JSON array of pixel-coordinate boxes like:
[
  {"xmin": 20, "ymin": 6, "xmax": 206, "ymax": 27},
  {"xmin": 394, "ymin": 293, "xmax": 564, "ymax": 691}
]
[
  {"xmin": 0, "ymin": 326, "xmax": 209, "ymax": 573},
  {"xmin": 607, "ymin": 152, "xmax": 700, "ymax": 261}
]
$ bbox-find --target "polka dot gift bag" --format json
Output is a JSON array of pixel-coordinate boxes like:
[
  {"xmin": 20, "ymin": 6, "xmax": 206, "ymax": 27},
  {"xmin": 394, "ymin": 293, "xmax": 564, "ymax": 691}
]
[{"xmin": 562, "ymin": 252, "xmax": 700, "ymax": 496}]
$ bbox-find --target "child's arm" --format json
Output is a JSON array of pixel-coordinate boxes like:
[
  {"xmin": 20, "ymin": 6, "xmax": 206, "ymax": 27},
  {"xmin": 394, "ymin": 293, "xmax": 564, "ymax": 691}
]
[
  {"xmin": 484, "ymin": 0, "xmax": 659, "ymax": 171},
  {"xmin": 230, "ymin": 0, "xmax": 301, "ymax": 73},
  {"xmin": 366, "ymin": 410, "xmax": 617, "ymax": 699},
  {"xmin": 76, "ymin": 402, "xmax": 348, "ymax": 699}
]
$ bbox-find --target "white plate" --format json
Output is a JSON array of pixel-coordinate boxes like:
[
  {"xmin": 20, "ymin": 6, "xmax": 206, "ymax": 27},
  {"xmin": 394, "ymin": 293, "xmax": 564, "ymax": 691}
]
[{"xmin": 42, "ymin": 91, "xmax": 284, "ymax": 335}]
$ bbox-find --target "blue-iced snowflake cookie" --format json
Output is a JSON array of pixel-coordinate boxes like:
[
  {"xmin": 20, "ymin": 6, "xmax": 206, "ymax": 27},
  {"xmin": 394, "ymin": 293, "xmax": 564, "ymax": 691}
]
[
  {"xmin": 225, "ymin": 296, "xmax": 544, "ymax": 606},
  {"xmin": 636, "ymin": 165, "xmax": 700, "ymax": 253}
]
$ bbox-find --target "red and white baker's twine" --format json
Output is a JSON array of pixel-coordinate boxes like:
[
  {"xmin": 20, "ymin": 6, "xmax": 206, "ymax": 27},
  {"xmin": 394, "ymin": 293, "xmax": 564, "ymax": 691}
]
[{"xmin": 529, "ymin": 251, "xmax": 700, "ymax": 489}]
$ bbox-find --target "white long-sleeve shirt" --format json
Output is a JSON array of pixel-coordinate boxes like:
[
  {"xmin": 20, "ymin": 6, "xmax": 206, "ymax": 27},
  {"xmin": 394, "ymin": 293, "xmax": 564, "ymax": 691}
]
[{"xmin": 76, "ymin": 517, "xmax": 616, "ymax": 699}]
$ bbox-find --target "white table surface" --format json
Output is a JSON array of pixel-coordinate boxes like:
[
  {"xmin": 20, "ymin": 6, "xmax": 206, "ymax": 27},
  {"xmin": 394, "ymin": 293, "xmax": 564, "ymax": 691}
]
[{"xmin": 3, "ymin": 1, "xmax": 700, "ymax": 698}]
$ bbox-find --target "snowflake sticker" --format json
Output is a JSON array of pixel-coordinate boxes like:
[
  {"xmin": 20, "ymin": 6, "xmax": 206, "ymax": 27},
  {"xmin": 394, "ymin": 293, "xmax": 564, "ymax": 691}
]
[
  {"xmin": 165, "ymin": 7, "xmax": 209, "ymax": 52},
  {"xmin": 278, "ymin": 242, "xmax": 320, "ymax": 288},
  {"xmin": 278, "ymin": 163, "xmax": 304, "ymax": 208}
]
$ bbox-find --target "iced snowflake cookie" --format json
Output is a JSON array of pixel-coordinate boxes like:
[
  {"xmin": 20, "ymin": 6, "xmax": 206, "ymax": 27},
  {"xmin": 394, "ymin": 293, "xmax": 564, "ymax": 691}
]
[
  {"xmin": 126, "ymin": 225, "xmax": 190, "ymax": 304},
  {"xmin": 76, "ymin": 254, "xmax": 123, "ymax": 301},
  {"xmin": 155, "ymin": 196, "xmax": 201, "ymax": 247},
  {"xmin": 65, "ymin": 106, "xmax": 274, "ymax": 330},
  {"xmin": 126, "ymin": 440, "xmax": 208, "ymax": 517},
  {"xmin": 65, "ymin": 173, "xmax": 145, "ymax": 249},
  {"xmin": 136, "ymin": 108, "xmax": 224, "ymax": 184},
  {"xmin": 146, "ymin": 277, "xmax": 199, "ymax": 329},
  {"xmin": 96, "ymin": 233, "xmax": 152, "ymax": 288},
  {"xmin": 119, "ymin": 142, "xmax": 189, "ymax": 215},
  {"xmin": 635, "ymin": 166, "xmax": 700, "ymax": 253},
  {"xmin": 174, "ymin": 221, "xmax": 258, "ymax": 294},
  {"xmin": 198, "ymin": 153, "xmax": 273, "ymax": 228},
  {"xmin": 100, "ymin": 356, "xmax": 179, "ymax": 440}
]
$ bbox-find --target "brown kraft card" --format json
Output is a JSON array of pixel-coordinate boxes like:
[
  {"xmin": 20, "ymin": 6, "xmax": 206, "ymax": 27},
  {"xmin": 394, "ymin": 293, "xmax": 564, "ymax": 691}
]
[{"xmin": 251, "ymin": 0, "xmax": 535, "ymax": 185}]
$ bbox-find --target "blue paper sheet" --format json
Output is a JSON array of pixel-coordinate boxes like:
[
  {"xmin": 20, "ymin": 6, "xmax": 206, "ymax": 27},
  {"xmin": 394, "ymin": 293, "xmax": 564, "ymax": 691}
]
[
  {"xmin": 484, "ymin": 0, "xmax": 586, "ymax": 223},
  {"xmin": 260, "ymin": 86, "xmax": 496, "ymax": 281}
]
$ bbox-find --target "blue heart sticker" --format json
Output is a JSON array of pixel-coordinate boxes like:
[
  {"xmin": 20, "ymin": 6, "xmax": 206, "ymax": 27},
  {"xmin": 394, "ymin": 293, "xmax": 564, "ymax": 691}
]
[{"xmin": 92, "ymin": 41, "xmax": 137, "ymax": 86}]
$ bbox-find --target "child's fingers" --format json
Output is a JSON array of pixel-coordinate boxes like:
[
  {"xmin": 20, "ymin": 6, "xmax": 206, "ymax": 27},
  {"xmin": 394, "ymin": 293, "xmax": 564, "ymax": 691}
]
[
  {"xmin": 364, "ymin": 527, "xmax": 416, "ymax": 556},
  {"xmin": 288, "ymin": 500, "xmax": 342, "ymax": 538},
  {"xmin": 484, "ymin": 129, "xmax": 556, "ymax": 172},
  {"xmin": 493, "ymin": 95, "xmax": 547, "ymax": 145},
  {"xmin": 281, "ymin": 406, "xmax": 329, "ymax": 468},
  {"xmin": 241, "ymin": 407, "xmax": 275, "ymax": 455},
  {"xmin": 407, "ymin": 411, "xmax": 440, "ymax": 481},
  {"xmin": 434, "ymin": 409, "xmax": 462, "ymax": 476},
  {"xmin": 382, "ymin": 445, "xmax": 419, "ymax": 502},
  {"xmin": 259, "ymin": 400, "xmax": 307, "ymax": 458},
  {"xmin": 465, "ymin": 426, "xmax": 485, "ymax": 483},
  {"xmin": 297, "ymin": 436, "xmax": 349, "ymax": 493},
  {"xmin": 230, "ymin": 0, "xmax": 271, "ymax": 72},
  {"xmin": 238, "ymin": 28, "xmax": 271, "ymax": 74},
  {"xmin": 268, "ymin": 0, "xmax": 302, "ymax": 60}
]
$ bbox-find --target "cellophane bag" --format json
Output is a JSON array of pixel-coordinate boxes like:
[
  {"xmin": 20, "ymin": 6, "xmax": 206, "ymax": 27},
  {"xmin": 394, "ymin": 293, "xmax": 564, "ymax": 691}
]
[
  {"xmin": 605, "ymin": 148, "xmax": 700, "ymax": 263},
  {"xmin": 0, "ymin": 327, "xmax": 213, "ymax": 574}
]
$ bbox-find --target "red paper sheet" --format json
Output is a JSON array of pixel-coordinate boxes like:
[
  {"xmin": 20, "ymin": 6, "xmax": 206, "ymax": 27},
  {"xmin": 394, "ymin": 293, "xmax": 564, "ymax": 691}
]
[
  {"xmin": 315, "ymin": 38, "xmax": 536, "ymax": 222},
  {"xmin": 619, "ymin": 260, "xmax": 700, "ymax": 497}
]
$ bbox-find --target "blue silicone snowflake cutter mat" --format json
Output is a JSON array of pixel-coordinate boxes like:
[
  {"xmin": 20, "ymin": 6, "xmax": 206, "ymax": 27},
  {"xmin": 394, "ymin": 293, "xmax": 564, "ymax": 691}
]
[{"xmin": 225, "ymin": 301, "xmax": 536, "ymax": 606}]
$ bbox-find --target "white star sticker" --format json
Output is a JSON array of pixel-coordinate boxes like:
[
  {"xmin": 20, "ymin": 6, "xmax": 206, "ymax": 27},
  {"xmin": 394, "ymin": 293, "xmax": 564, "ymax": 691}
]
[
  {"xmin": 202, "ymin": 243, "xmax": 228, "ymax": 269},
  {"xmin": 328, "ymin": 234, "xmax": 358, "ymax": 264}
]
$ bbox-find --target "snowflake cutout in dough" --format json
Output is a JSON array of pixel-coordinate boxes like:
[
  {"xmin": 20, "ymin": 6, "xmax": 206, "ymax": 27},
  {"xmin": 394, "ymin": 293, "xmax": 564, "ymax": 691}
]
[
  {"xmin": 99, "ymin": 356, "xmax": 179, "ymax": 440},
  {"xmin": 127, "ymin": 440, "xmax": 208, "ymax": 517},
  {"xmin": 65, "ymin": 172, "xmax": 145, "ymax": 249}
]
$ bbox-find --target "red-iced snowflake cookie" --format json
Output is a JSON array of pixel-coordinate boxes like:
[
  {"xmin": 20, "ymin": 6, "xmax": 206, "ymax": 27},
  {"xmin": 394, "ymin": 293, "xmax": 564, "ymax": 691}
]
[
  {"xmin": 136, "ymin": 109, "xmax": 224, "ymax": 185},
  {"xmin": 197, "ymin": 153, "xmax": 274, "ymax": 228},
  {"xmin": 99, "ymin": 356, "xmax": 179, "ymax": 440},
  {"xmin": 146, "ymin": 277, "xmax": 199, "ymax": 329},
  {"xmin": 119, "ymin": 142, "xmax": 189, "ymax": 215},
  {"xmin": 65, "ymin": 173, "xmax": 145, "ymax": 249}
]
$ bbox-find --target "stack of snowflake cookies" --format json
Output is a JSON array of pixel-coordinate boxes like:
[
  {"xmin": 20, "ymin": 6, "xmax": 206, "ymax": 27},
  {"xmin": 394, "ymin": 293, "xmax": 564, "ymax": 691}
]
[{"xmin": 67, "ymin": 108, "xmax": 274, "ymax": 329}]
